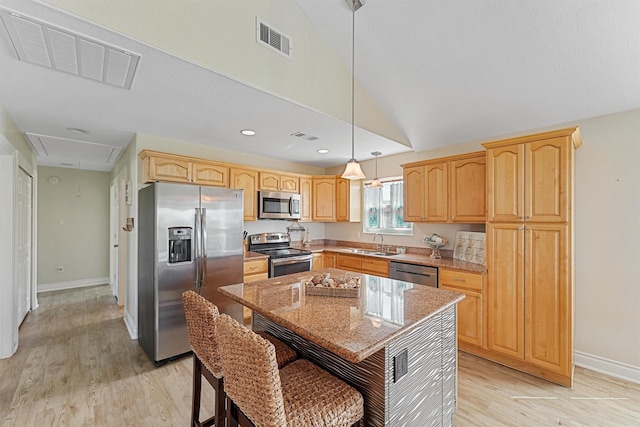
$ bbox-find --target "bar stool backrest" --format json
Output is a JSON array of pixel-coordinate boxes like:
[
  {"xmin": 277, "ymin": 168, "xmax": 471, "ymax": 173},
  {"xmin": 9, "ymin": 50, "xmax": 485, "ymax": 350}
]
[
  {"xmin": 182, "ymin": 290, "xmax": 223, "ymax": 378},
  {"xmin": 217, "ymin": 313, "xmax": 287, "ymax": 427}
]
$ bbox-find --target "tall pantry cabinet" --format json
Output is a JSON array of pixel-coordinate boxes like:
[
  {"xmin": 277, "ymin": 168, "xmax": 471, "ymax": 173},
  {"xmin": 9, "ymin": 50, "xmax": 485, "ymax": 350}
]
[{"xmin": 483, "ymin": 127, "xmax": 581, "ymax": 387}]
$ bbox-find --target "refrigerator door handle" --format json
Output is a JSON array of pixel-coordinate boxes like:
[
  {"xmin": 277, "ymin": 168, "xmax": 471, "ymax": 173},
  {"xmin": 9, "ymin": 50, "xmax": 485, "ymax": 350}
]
[
  {"xmin": 201, "ymin": 207, "xmax": 207, "ymax": 289},
  {"xmin": 194, "ymin": 208, "xmax": 201, "ymax": 290}
]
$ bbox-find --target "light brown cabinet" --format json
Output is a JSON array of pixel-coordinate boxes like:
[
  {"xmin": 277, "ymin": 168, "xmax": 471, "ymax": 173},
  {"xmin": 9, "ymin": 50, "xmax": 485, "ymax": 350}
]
[
  {"xmin": 439, "ymin": 268, "xmax": 484, "ymax": 349},
  {"xmin": 486, "ymin": 138, "xmax": 569, "ymax": 223},
  {"xmin": 299, "ymin": 177, "xmax": 313, "ymax": 222},
  {"xmin": 483, "ymin": 127, "xmax": 581, "ymax": 387},
  {"xmin": 402, "ymin": 152, "xmax": 485, "ymax": 223},
  {"xmin": 336, "ymin": 178, "xmax": 361, "ymax": 222},
  {"xmin": 311, "ymin": 253, "xmax": 323, "ymax": 271},
  {"xmin": 312, "ymin": 177, "xmax": 336, "ymax": 222},
  {"xmin": 259, "ymin": 172, "xmax": 299, "ymax": 193},
  {"xmin": 140, "ymin": 151, "xmax": 229, "ymax": 186},
  {"xmin": 243, "ymin": 257, "xmax": 269, "ymax": 322},
  {"xmin": 323, "ymin": 252, "xmax": 337, "ymax": 268},
  {"xmin": 336, "ymin": 253, "xmax": 389, "ymax": 276},
  {"xmin": 311, "ymin": 176, "xmax": 361, "ymax": 223},
  {"xmin": 230, "ymin": 168, "xmax": 258, "ymax": 221}
]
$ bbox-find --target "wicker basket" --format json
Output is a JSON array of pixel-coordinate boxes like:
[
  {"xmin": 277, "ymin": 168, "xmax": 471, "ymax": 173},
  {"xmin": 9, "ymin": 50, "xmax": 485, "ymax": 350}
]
[{"xmin": 303, "ymin": 273, "xmax": 361, "ymax": 298}]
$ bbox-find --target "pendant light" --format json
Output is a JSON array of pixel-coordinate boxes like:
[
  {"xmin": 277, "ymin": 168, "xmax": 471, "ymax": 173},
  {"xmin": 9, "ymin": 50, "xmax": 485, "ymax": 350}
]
[
  {"xmin": 370, "ymin": 151, "xmax": 383, "ymax": 188},
  {"xmin": 341, "ymin": 0, "xmax": 366, "ymax": 180}
]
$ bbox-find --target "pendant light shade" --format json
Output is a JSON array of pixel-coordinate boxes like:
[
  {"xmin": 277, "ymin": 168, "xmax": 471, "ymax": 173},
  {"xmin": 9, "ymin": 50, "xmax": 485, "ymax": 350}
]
[
  {"xmin": 341, "ymin": 0, "xmax": 366, "ymax": 181},
  {"xmin": 370, "ymin": 151, "xmax": 383, "ymax": 188}
]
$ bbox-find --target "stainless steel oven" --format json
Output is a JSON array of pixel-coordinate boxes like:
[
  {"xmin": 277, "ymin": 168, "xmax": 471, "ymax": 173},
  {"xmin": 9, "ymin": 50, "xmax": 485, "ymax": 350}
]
[{"xmin": 248, "ymin": 232, "xmax": 312, "ymax": 277}]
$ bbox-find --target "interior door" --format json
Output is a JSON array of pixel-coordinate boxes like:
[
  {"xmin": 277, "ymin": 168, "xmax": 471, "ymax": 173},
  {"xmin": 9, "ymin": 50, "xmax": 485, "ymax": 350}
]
[
  {"xmin": 109, "ymin": 178, "xmax": 119, "ymax": 301},
  {"xmin": 16, "ymin": 167, "xmax": 32, "ymax": 325}
]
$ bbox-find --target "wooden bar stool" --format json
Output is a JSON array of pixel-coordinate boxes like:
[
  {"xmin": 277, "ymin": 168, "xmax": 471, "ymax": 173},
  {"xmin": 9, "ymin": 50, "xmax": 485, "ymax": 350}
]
[
  {"xmin": 182, "ymin": 290, "xmax": 297, "ymax": 427},
  {"xmin": 217, "ymin": 313, "xmax": 364, "ymax": 427}
]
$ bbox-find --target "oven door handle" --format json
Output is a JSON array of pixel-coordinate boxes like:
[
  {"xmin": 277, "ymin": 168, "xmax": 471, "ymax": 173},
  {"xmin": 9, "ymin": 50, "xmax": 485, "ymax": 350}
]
[{"xmin": 270, "ymin": 255, "xmax": 313, "ymax": 266}]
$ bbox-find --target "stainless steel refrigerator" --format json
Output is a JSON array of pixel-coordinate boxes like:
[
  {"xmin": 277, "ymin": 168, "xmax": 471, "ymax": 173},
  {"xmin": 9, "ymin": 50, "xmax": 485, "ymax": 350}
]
[{"xmin": 138, "ymin": 182, "xmax": 244, "ymax": 364}]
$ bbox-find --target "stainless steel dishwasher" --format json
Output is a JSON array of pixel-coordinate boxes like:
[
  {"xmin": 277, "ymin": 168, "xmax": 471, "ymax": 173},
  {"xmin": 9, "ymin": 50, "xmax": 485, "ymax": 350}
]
[{"xmin": 389, "ymin": 261, "xmax": 438, "ymax": 288}]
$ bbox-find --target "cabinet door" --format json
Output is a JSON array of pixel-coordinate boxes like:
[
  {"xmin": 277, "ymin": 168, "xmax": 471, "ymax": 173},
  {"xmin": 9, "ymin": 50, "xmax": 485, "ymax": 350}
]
[
  {"xmin": 258, "ymin": 172, "xmax": 280, "ymax": 191},
  {"xmin": 193, "ymin": 161, "xmax": 228, "ymax": 187},
  {"xmin": 487, "ymin": 144, "xmax": 524, "ymax": 222},
  {"xmin": 280, "ymin": 174, "xmax": 299, "ymax": 192},
  {"xmin": 450, "ymin": 156, "xmax": 486, "ymax": 222},
  {"xmin": 231, "ymin": 168, "xmax": 258, "ymax": 221},
  {"xmin": 299, "ymin": 177, "xmax": 312, "ymax": 222},
  {"xmin": 525, "ymin": 223, "xmax": 571, "ymax": 376},
  {"xmin": 403, "ymin": 165, "xmax": 425, "ymax": 221},
  {"xmin": 148, "ymin": 155, "xmax": 191, "ymax": 183},
  {"xmin": 425, "ymin": 162, "xmax": 448, "ymax": 222},
  {"xmin": 336, "ymin": 178, "xmax": 350, "ymax": 222},
  {"xmin": 312, "ymin": 178, "xmax": 336, "ymax": 222},
  {"xmin": 361, "ymin": 258, "xmax": 389, "ymax": 277},
  {"xmin": 486, "ymin": 223, "xmax": 525, "ymax": 360},
  {"xmin": 311, "ymin": 253, "xmax": 323, "ymax": 271},
  {"xmin": 440, "ymin": 269, "xmax": 484, "ymax": 347},
  {"xmin": 525, "ymin": 138, "xmax": 569, "ymax": 223},
  {"xmin": 323, "ymin": 252, "xmax": 337, "ymax": 268},
  {"xmin": 336, "ymin": 253, "xmax": 362, "ymax": 272}
]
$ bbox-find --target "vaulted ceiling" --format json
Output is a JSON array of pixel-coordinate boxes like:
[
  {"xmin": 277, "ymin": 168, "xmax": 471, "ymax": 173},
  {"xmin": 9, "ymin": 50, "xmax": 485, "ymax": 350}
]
[{"xmin": 0, "ymin": 0, "xmax": 638, "ymax": 172}]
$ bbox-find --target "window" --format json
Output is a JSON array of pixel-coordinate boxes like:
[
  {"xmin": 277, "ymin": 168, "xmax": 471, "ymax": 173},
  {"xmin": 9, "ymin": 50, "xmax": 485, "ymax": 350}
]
[{"xmin": 363, "ymin": 179, "xmax": 412, "ymax": 235}]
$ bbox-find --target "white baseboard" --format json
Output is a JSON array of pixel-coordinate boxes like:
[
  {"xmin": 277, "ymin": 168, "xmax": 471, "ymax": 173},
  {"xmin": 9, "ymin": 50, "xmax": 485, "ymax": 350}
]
[
  {"xmin": 124, "ymin": 310, "xmax": 137, "ymax": 340},
  {"xmin": 575, "ymin": 350, "xmax": 640, "ymax": 384},
  {"xmin": 38, "ymin": 277, "xmax": 109, "ymax": 293}
]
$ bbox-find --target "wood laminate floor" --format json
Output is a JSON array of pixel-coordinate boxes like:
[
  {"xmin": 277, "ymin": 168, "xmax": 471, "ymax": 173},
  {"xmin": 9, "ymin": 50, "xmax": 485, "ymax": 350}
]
[{"xmin": 1, "ymin": 285, "xmax": 639, "ymax": 426}]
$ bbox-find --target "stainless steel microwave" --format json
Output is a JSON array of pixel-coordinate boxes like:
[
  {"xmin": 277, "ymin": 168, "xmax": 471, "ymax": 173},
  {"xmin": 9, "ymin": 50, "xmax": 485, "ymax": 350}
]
[{"xmin": 258, "ymin": 190, "xmax": 301, "ymax": 220}]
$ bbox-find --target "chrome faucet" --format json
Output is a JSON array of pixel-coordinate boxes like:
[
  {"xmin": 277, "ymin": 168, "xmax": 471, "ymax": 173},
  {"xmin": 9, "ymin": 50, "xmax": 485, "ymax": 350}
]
[{"xmin": 373, "ymin": 233, "xmax": 384, "ymax": 250}]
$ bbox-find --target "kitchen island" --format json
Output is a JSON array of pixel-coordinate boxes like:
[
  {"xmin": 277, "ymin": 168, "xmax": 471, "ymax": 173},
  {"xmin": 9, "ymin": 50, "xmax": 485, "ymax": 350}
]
[{"xmin": 218, "ymin": 268, "xmax": 464, "ymax": 427}]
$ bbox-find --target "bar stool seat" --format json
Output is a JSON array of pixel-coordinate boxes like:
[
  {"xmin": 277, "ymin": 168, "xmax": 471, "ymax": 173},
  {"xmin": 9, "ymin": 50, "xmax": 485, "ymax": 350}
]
[
  {"xmin": 182, "ymin": 290, "xmax": 297, "ymax": 427},
  {"xmin": 217, "ymin": 313, "xmax": 364, "ymax": 427}
]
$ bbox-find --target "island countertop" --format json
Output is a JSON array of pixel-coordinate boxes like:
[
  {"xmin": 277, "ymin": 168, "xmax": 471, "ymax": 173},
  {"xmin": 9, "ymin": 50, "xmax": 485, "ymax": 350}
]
[{"xmin": 218, "ymin": 268, "xmax": 464, "ymax": 363}]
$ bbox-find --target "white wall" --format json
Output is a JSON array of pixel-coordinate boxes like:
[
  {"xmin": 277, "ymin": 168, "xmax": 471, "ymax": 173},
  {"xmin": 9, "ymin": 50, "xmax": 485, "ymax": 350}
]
[{"xmin": 36, "ymin": 167, "xmax": 110, "ymax": 291}]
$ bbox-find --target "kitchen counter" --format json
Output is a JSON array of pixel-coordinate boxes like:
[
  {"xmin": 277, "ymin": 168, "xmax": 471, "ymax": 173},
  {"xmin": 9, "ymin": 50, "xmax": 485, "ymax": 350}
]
[
  {"xmin": 218, "ymin": 268, "xmax": 463, "ymax": 426},
  {"xmin": 298, "ymin": 243, "xmax": 487, "ymax": 274},
  {"xmin": 242, "ymin": 251, "xmax": 268, "ymax": 260}
]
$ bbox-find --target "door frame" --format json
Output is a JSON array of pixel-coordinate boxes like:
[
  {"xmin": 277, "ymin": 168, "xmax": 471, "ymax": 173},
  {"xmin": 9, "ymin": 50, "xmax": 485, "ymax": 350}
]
[{"xmin": 109, "ymin": 177, "xmax": 120, "ymax": 301}]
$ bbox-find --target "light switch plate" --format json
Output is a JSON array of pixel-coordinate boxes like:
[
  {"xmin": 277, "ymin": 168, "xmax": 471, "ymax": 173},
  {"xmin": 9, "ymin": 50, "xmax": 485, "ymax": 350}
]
[{"xmin": 394, "ymin": 348, "xmax": 408, "ymax": 382}]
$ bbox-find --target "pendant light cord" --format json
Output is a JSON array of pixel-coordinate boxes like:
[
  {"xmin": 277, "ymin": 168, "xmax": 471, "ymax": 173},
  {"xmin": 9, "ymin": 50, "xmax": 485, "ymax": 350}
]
[{"xmin": 351, "ymin": 2, "xmax": 355, "ymax": 160}]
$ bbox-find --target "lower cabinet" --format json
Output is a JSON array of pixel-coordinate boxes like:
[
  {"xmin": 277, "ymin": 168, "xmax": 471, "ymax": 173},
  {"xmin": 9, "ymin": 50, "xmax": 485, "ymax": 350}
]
[
  {"xmin": 336, "ymin": 253, "xmax": 389, "ymax": 277},
  {"xmin": 439, "ymin": 268, "xmax": 485, "ymax": 350},
  {"xmin": 323, "ymin": 252, "xmax": 337, "ymax": 268},
  {"xmin": 243, "ymin": 258, "xmax": 268, "ymax": 322},
  {"xmin": 311, "ymin": 253, "xmax": 323, "ymax": 271}
]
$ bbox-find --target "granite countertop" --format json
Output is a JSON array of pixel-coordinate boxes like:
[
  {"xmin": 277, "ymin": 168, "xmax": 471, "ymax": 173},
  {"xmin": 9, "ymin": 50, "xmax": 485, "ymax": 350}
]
[
  {"xmin": 243, "ymin": 251, "xmax": 269, "ymax": 260},
  {"xmin": 219, "ymin": 268, "xmax": 464, "ymax": 363},
  {"xmin": 299, "ymin": 244, "xmax": 487, "ymax": 274}
]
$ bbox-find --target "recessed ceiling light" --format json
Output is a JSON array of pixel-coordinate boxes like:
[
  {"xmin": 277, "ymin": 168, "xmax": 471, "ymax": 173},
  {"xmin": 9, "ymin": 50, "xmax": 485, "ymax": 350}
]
[
  {"xmin": 67, "ymin": 127, "xmax": 89, "ymax": 134},
  {"xmin": 317, "ymin": 149, "xmax": 329, "ymax": 154},
  {"xmin": 240, "ymin": 129, "xmax": 256, "ymax": 136}
]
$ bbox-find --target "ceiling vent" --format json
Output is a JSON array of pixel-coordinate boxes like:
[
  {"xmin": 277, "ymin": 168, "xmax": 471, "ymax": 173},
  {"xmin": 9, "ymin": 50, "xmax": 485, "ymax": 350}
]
[
  {"xmin": 291, "ymin": 131, "xmax": 319, "ymax": 141},
  {"xmin": 256, "ymin": 17, "xmax": 293, "ymax": 60},
  {"xmin": 25, "ymin": 132, "xmax": 123, "ymax": 166},
  {"xmin": 0, "ymin": 8, "xmax": 140, "ymax": 89}
]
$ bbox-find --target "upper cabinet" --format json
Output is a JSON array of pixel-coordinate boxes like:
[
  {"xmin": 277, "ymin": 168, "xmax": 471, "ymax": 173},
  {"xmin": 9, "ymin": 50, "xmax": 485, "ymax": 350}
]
[
  {"xmin": 259, "ymin": 172, "xmax": 299, "ymax": 193},
  {"xmin": 402, "ymin": 151, "xmax": 485, "ymax": 223},
  {"xmin": 485, "ymin": 132, "xmax": 575, "ymax": 223},
  {"xmin": 336, "ymin": 178, "xmax": 361, "ymax": 222},
  {"xmin": 312, "ymin": 176, "xmax": 336, "ymax": 222},
  {"xmin": 230, "ymin": 168, "xmax": 258, "ymax": 221},
  {"xmin": 299, "ymin": 177, "xmax": 313, "ymax": 222},
  {"xmin": 140, "ymin": 150, "xmax": 228, "ymax": 187},
  {"xmin": 311, "ymin": 176, "xmax": 361, "ymax": 223}
]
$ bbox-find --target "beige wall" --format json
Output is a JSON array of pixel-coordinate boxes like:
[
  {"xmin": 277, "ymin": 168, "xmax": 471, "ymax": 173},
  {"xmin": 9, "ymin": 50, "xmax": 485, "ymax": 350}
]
[{"xmin": 37, "ymin": 166, "xmax": 111, "ymax": 285}]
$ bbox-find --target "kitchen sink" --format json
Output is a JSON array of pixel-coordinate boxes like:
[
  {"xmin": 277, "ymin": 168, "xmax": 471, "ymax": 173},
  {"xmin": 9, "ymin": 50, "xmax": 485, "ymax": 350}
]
[{"xmin": 344, "ymin": 248, "xmax": 397, "ymax": 257}]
